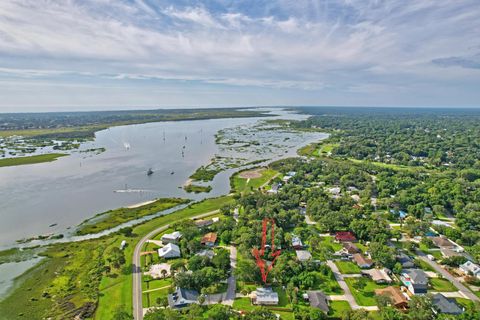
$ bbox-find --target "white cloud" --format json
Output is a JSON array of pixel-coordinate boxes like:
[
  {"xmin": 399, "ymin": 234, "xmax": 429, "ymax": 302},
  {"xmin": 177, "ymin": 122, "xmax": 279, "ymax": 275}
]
[{"xmin": 0, "ymin": 0, "xmax": 479, "ymax": 108}]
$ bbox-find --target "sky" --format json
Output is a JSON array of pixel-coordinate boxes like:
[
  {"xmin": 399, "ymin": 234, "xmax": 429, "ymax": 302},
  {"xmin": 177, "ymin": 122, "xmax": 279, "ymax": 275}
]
[{"xmin": 0, "ymin": 0, "xmax": 479, "ymax": 112}]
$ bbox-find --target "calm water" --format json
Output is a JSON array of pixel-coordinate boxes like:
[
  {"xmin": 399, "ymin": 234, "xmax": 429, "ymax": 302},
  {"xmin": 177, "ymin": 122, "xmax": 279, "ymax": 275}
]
[{"xmin": 0, "ymin": 109, "xmax": 326, "ymax": 248}]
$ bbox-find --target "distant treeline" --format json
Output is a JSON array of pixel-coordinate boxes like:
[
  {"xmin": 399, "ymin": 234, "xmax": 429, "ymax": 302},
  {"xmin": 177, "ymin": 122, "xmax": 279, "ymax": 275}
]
[{"xmin": 0, "ymin": 108, "xmax": 270, "ymax": 138}]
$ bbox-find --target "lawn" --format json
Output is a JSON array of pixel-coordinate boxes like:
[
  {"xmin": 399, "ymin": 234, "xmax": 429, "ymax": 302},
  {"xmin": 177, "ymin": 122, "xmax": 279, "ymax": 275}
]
[
  {"xmin": 414, "ymin": 258, "xmax": 436, "ymax": 272},
  {"xmin": 0, "ymin": 153, "xmax": 67, "ymax": 167},
  {"xmin": 430, "ymin": 278, "xmax": 457, "ymax": 292},
  {"xmin": 231, "ymin": 168, "xmax": 278, "ymax": 194},
  {"xmin": 76, "ymin": 198, "xmax": 190, "ymax": 235},
  {"xmin": 328, "ymin": 300, "xmax": 351, "ymax": 319},
  {"xmin": 143, "ymin": 278, "xmax": 172, "ymax": 291},
  {"xmin": 320, "ymin": 237, "xmax": 343, "ymax": 252},
  {"xmin": 143, "ymin": 287, "xmax": 170, "ymax": 308},
  {"xmin": 345, "ymin": 278, "xmax": 386, "ymax": 306},
  {"xmin": 311, "ymin": 272, "xmax": 344, "ymax": 295},
  {"xmin": 232, "ymin": 295, "xmax": 294, "ymax": 320},
  {"xmin": 335, "ymin": 261, "xmax": 361, "ymax": 274}
]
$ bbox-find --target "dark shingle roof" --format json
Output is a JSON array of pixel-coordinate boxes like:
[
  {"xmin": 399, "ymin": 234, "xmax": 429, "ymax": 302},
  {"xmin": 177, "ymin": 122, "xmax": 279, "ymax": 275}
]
[
  {"xmin": 432, "ymin": 294, "xmax": 464, "ymax": 315},
  {"xmin": 307, "ymin": 291, "xmax": 329, "ymax": 313}
]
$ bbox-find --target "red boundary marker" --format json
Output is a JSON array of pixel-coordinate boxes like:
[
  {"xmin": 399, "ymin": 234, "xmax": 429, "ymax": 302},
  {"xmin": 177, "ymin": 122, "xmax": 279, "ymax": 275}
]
[{"xmin": 252, "ymin": 218, "xmax": 282, "ymax": 283}]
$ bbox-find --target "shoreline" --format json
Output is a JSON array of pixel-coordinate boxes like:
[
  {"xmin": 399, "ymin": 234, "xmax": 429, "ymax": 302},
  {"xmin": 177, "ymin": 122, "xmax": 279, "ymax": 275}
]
[{"xmin": 126, "ymin": 199, "xmax": 157, "ymax": 209}]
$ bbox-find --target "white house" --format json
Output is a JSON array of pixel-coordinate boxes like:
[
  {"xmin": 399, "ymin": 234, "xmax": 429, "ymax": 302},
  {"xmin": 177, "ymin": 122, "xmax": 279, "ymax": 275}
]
[
  {"xmin": 161, "ymin": 231, "xmax": 182, "ymax": 244},
  {"xmin": 252, "ymin": 287, "xmax": 279, "ymax": 305},
  {"xmin": 158, "ymin": 243, "xmax": 181, "ymax": 259},
  {"xmin": 460, "ymin": 261, "xmax": 480, "ymax": 278}
]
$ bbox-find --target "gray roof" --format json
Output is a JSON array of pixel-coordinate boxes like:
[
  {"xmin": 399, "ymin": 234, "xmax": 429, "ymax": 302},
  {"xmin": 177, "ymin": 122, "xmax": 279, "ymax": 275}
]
[
  {"xmin": 432, "ymin": 294, "xmax": 464, "ymax": 315},
  {"xmin": 195, "ymin": 249, "xmax": 215, "ymax": 259},
  {"xmin": 307, "ymin": 291, "xmax": 329, "ymax": 313},
  {"xmin": 397, "ymin": 253, "xmax": 415, "ymax": 268},
  {"xmin": 404, "ymin": 269, "xmax": 428, "ymax": 285},
  {"xmin": 168, "ymin": 287, "xmax": 199, "ymax": 308},
  {"xmin": 296, "ymin": 250, "xmax": 312, "ymax": 261},
  {"xmin": 255, "ymin": 287, "xmax": 279, "ymax": 304}
]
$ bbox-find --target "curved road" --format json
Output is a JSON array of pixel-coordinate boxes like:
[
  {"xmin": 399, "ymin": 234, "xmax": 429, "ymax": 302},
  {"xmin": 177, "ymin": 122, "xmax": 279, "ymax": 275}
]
[{"xmin": 132, "ymin": 210, "xmax": 220, "ymax": 320}]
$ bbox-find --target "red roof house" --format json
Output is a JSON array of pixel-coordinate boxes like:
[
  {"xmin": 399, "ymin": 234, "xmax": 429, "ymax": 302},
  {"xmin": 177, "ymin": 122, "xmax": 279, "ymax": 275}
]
[{"xmin": 335, "ymin": 231, "xmax": 357, "ymax": 242}]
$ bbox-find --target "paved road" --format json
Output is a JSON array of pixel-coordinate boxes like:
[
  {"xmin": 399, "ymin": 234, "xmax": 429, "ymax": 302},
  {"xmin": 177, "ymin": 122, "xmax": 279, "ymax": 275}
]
[
  {"xmin": 416, "ymin": 250, "xmax": 480, "ymax": 302},
  {"xmin": 132, "ymin": 210, "xmax": 220, "ymax": 320},
  {"xmin": 223, "ymin": 246, "xmax": 237, "ymax": 305}
]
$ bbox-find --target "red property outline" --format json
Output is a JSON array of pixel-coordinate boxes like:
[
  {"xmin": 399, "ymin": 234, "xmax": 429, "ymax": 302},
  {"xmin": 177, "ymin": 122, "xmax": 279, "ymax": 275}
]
[{"xmin": 252, "ymin": 218, "xmax": 282, "ymax": 283}]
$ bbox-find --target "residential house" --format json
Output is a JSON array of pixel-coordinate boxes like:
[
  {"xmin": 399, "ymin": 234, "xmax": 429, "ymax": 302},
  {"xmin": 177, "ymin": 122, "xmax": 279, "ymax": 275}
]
[
  {"xmin": 351, "ymin": 195, "xmax": 360, "ymax": 202},
  {"xmin": 362, "ymin": 268, "xmax": 392, "ymax": 284},
  {"xmin": 298, "ymin": 205, "xmax": 307, "ymax": 215},
  {"xmin": 397, "ymin": 253, "xmax": 415, "ymax": 269},
  {"xmin": 201, "ymin": 232, "xmax": 217, "ymax": 247},
  {"xmin": 267, "ymin": 183, "xmax": 281, "ymax": 194},
  {"xmin": 335, "ymin": 231, "xmax": 357, "ymax": 242},
  {"xmin": 306, "ymin": 291, "xmax": 329, "ymax": 313},
  {"xmin": 343, "ymin": 242, "xmax": 361, "ymax": 255},
  {"xmin": 296, "ymin": 250, "xmax": 312, "ymax": 262},
  {"xmin": 194, "ymin": 219, "xmax": 214, "ymax": 228},
  {"xmin": 161, "ymin": 231, "xmax": 182, "ymax": 244},
  {"xmin": 158, "ymin": 243, "xmax": 181, "ymax": 259},
  {"xmin": 252, "ymin": 287, "xmax": 279, "ymax": 305},
  {"xmin": 168, "ymin": 287, "xmax": 199, "ymax": 308},
  {"xmin": 401, "ymin": 269, "xmax": 428, "ymax": 295},
  {"xmin": 460, "ymin": 261, "xmax": 480, "ymax": 278},
  {"xmin": 432, "ymin": 293, "xmax": 464, "ymax": 315},
  {"xmin": 195, "ymin": 249, "xmax": 215, "ymax": 259},
  {"xmin": 292, "ymin": 236, "xmax": 303, "ymax": 249},
  {"xmin": 440, "ymin": 248, "xmax": 462, "ymax": 259},
  {"xmin": 431, "ymin": 236, "xmax": 456, "ymax": 250},
  {"xmin": 375, "ymin": 286, "xmax": 408, "ymax": 309},
  {"xmin": 353, "ymin": 253, "xmax": 373, "ymax": 268}
]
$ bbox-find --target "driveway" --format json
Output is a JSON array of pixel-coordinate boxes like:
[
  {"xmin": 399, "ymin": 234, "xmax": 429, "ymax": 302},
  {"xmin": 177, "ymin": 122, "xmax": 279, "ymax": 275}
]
[
  {"xmin": 416, "ymin": 250, "xmax": 480, "ymax": 302},
  {"xmin": 223, "ymin": 246, "xmax": 237, "ymax": 305},
  {"xmin": 326, "ymin": 260, "xmax": 378, "ymax": 311}
]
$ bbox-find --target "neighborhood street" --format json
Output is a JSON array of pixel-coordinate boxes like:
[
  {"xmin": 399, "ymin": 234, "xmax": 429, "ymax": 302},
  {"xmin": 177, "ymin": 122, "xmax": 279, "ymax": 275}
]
[{"xmin": 416, "ymin": 250, "xmax": 480, "ymax": 302}]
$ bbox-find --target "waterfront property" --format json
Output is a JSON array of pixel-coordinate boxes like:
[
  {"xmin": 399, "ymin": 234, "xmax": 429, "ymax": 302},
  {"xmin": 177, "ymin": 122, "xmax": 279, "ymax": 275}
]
[
  {"xmin": 168, "ymin": 287, "xmax": 199, "ymax": 309},
  {"xmin": 158, "ymin": 243, "xmax": 181, "ymax": 259},
  {"xmin": 161, "ymin": 231, "xmax": 182, "ymax": 244}
]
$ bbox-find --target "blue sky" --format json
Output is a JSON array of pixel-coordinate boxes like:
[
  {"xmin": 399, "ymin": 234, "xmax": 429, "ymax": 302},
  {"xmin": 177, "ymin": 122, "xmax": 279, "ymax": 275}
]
[{"xmin": 0, "ymin": 0, "xmax": 479, "ymax": 111}]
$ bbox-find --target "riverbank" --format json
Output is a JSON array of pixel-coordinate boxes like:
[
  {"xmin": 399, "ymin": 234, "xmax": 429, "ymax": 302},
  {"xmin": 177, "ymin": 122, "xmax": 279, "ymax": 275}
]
[
  {"xmin": 0, "ymin": 153, "xmax": 67, "ymax": 167},
  {"xmin": 0, "ymin": 195, "xmax": 234, "ymax": 319},
  {"xmin": 75, "ymin": 198, "xmax": 190, "ymax": 236}
]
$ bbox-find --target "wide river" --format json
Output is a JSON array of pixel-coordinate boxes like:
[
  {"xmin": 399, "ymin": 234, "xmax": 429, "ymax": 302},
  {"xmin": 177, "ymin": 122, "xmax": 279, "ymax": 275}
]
[{"xmin": 0, "ymin": 108, "xmax": 326, "ymax": 249}]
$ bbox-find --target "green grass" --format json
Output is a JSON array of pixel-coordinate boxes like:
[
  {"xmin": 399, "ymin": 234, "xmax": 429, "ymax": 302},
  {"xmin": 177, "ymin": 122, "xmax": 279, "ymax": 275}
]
[
  {"xmin": 142, "ymin": 278, "xmax": 172, "ymax": 291},
  {"xmin": 310, "ymin": 271, "xmax": 344, "ymax": 295},
  {"xmin": 143, "ymin": 287, "xmax": 170, "ymax": 308},
  {"xmin": 76, "ymin": 198, "xmax": 190, "ymax": 235},
  {"xmin": 328, "ymin": 300, "xmax": 351, "ymax": 319},
  {"xmin": 320, "ymin": 237, "xmax": 343, "ymax": 252},
  {"xmin": 430, "ymin": 278, "xmax": 457, "ymax": 292},
  {"xmin": 0, "ymin": 196, "xmax": 233, "ymax": 320},
  {"xmin": 345, "ymin": 278, "xmax": 386, "ymax": 306},
  {"xmin": 231, "ymin": 168, "xmax": 278, "ymax": 194},
  {"xmin": 0, "ymin": 153, "xmax": 67, "ymax": 167},
  {"xmin": 335, "ymin": 261, "xmax": 361, "ymax": 274},
  {"xmin": 183, "ymin": 184, "xmax": 212, "ymax": 193},
  {"xmin": 414, "ymin": 258, "xmax": 436, "ymax": 272},
  {"xmin": 232, "ymin": 292, "xmax": 294, "ymax": 320}
]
